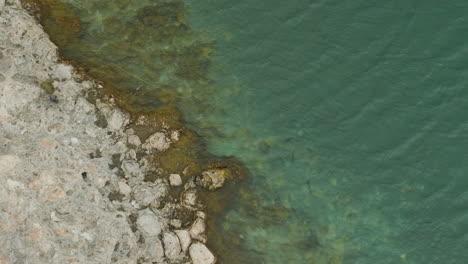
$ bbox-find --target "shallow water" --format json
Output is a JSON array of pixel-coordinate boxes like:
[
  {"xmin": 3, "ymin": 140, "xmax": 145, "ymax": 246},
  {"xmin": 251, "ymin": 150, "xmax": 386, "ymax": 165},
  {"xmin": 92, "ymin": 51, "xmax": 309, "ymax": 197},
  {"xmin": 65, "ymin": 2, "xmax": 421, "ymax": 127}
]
[{"xmin": 38, "ymin": 0, "xmax": 468, "ymax": 263}]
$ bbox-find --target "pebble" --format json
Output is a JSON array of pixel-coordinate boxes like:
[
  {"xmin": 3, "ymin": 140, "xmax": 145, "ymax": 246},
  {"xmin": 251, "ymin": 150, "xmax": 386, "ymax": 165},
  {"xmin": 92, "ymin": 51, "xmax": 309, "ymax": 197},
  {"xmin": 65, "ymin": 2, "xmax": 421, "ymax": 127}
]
[
  {"xmin": 127, "ymin": 134, "xmax": 141, "ymax": 146},
  {"xmin": 169, "ymin": 173, "xmax": 182, "ymax": 186}
]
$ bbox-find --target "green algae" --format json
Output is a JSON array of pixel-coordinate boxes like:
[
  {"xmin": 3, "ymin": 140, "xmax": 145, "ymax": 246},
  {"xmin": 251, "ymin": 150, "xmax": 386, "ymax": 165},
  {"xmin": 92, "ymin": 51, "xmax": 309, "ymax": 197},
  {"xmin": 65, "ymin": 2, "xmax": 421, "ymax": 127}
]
[{"xmin": 39, "ymin": 78, "xmax": 55, "ymax": 94}]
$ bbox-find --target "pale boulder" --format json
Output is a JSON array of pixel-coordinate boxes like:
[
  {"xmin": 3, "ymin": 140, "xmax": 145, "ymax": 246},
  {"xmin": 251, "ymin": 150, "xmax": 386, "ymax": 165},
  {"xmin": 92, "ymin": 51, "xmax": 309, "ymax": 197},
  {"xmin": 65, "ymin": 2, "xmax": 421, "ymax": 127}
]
[
  {"xmin": 163, "ymin": 232, "xmax": 182, "ymax": 260},
  {"xmin": 137, "ymin": 212, "xmax": 162, "ymax": 237},
  {"xmin": 189, "ymin": 243, "xmax": 216, "ymax": 264}
]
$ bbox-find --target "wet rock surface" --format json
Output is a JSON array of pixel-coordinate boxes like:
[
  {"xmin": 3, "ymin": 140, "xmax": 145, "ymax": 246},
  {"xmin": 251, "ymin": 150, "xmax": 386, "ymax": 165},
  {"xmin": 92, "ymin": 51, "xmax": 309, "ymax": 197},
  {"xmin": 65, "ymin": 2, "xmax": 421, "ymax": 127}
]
[{"xmin": 0, "ymin": 2, "xmax": 221, "ymax": 263}]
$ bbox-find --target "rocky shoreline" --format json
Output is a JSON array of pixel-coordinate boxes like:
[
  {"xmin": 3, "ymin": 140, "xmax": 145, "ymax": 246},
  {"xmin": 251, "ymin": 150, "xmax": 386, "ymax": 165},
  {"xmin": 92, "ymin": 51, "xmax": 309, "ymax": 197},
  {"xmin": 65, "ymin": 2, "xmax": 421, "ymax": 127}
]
[{"xmin": 0, "ymin": 1, "xmax": 229, "ymax": 263}]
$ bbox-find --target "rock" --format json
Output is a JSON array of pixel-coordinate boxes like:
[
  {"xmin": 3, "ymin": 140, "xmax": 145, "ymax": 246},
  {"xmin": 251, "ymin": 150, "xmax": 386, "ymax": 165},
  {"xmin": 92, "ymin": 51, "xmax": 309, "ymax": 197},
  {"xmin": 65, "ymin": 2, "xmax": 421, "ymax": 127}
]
[
  {"xmin": 118, "ymin": 181, "xmax": 132, "ymax": 196},
  {"xmin": 0, "ymin": 0, "xmax": 4, "ymax": 11},
  {"xmin": 108, "ymin": 110, "xmax": 125, "ymax": 130},
  {"xmin": 199, "ymin": 169, "xmax": 227, "ymax": 190},
  {"xmin": 163, "ymin": 232, "xmax": 182, "ymax": 260},
  {"xmin": 144, "ymin": 237, "xmax": 165, "ymax": 261},
  {"xmin": 175, "ymin": 230, "xmax": 191, "ymax": 253},
  {"xmin": 133, "ymin": 184, "xmax": 167, "ymax": 207},
  {"xmin": 141, "ymin": 132, "xmax": 171, "ymax": 152},
  {"xmin": 169, "ymin": 173, "xmax": 182, "ymax": 186},
  {"xmin": 189, "ymin": 218, "xmax": 207, "ymax": 243},
  {"xmin": 137, "ymin": 212, "xmax": 162, "ymax": 237},
  {"xmin": 189, "ymin": 243, "xmax": 216, "ymax": 264},
  {"xmin": 127, "ymin": 134, "xmax": 141, "ymax": 146},
  {"xmin": 121, "ymin": 160, "xmax": 141, "ymax": 178},
  {"xmin": 182, "ymin": 190, "xmax": 197, "ymax": 207},
  {"xmin": 169, "ymin": 219, "xmax": 182, "ymax": 228}
]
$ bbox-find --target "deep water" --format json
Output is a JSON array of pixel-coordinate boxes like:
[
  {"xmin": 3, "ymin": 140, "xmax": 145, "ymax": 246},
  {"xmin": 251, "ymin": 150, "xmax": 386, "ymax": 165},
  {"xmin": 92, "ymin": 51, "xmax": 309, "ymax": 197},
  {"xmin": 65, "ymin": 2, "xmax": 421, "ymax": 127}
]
[{"xmin": 38, "ymin": 0, "xmax": 468, "ymax": 263}]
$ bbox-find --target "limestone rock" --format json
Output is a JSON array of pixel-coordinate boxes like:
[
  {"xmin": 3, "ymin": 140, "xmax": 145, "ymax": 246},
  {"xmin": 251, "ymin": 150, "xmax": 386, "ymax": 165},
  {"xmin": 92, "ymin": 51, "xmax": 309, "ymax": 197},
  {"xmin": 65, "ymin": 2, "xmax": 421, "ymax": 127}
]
[
  {"xmin": 189, "ymin": 243, "xmax": 216, "ymax": 264},
  {"xmin": 118, "ymin": 181, "xmax": 132, "ymax": 196},
  {"xmin": 108, "ymin": 110, "xmax": 126, "ymax": 130},
  {"xmin": 189, "ymin": 218, "xmax": 207, "ymax": 243},
  {"xmin": 163, "ymin": 232, "xmax": 182, "ymax": 260},
  {"xmin": 199, "ymin": 169, "xmax": 227, "ymax": 190},
  {"xmin": 141, "ymin": 132, "xmax": 171, "ymax": 152},
  {"xmin": 144, "ymin": 237, "xmax": 165, "ymax": 261},
  {"xmin": 175, "ymin": 229, "xmax": 192, "ymax": 253},
  {"xmin": 137, "ymin": 212, "xmax": 162, "ymax": 237},
  {"xmin": 169, "ymin": 173, "xmax": 183, "ymax": 186},
  {"xmin": 128, "ymin": 134, "xmax": 141, "ymax": 146},
  {"xmin": 182, "ymin": 190, "xmax": 197, "ymax": 207},
  {"xmin": 133, "ymin": 184, "xmax": 167, "ymax": 207}
]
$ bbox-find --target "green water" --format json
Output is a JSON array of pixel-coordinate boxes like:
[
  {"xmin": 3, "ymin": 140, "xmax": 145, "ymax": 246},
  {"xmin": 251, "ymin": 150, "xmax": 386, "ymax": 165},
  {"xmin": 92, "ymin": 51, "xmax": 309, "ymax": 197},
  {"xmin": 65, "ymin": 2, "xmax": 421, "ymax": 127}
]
[
  {"xmin": 42, "ymin": 0, "xmax": 468, "ymax": 263},
  {"xmin": 183, "ymin": 1, "xmax": 468, "ymax": 263}
]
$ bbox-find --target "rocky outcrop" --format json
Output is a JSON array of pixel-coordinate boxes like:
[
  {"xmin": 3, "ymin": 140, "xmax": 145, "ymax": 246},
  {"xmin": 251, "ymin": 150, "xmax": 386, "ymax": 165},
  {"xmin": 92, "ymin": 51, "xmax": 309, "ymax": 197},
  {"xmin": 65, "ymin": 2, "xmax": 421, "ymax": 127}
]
[{"xmin": 0, "ymin": 1, "xmax": 219, "ymax": 263}]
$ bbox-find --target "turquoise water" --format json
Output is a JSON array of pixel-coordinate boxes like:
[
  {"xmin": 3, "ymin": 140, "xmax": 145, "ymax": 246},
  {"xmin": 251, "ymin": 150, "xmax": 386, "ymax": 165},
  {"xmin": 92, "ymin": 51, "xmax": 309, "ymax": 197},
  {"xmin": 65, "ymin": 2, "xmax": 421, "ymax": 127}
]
[
  {"xmin": 183, "ymin": 1, "xmax": 468, "ymax": 263},
  {"xmin": 42, "ymin": 0, "xmax": 468, "ymax": 263}
]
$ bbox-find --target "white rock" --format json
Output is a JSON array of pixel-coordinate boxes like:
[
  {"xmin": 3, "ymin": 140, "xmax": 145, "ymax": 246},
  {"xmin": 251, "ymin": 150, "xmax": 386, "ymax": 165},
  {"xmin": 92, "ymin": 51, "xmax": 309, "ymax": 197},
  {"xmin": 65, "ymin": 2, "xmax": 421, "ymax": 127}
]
[
  {"xmin": 118, "ymin": 181, "xmax": 132, "ymax": 195},
  {"xmin": 108, "ymin": 110, "xmax": 125, "ymax": 130},
  {"xmin": 141, "ymin": 132, "xmax": 170, "ymax": 152},
  {"xmin": 127, "ymin": 134, "xmax": 141, "ymax": 146},
  {"xmin": 169, "ymin": 174, "xmax": 182, "ymax": 186},
  {"xmin": 189, "ymin": 243, "xmax": 216, "ymax": 264},
  {"xmin": 189, "ymin": 218, "xmax": 207, "ymax": 243},
  {"xmin": 137, "ymin": 213, "xmax": 162, "ymax": 237},
  {"xmin": 0, "ymin": 0, "xmax": 5, "ymax": 11},
  {"xmin": 175, "ymin": 230, "xmax": 192, "ymax": 253},
  {"xmin": 163, "ymin": 232, "xmax": 182, "ymax": 260},
  {"xmin": 145, "ymin": 237, "xmax": 165, "ymax": 261}
]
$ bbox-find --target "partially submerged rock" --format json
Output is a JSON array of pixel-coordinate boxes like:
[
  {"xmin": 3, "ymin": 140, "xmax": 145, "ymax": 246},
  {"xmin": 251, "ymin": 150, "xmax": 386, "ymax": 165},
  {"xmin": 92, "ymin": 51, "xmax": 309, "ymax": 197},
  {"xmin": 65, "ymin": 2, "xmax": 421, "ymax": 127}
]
[
  {"xmin": 141, "ymin": 131, "xmax": 171, "ymax": 152},
  {"xmin": 189, "ymin": 242, "xmax": 216, "ymax": 264},
  {"xmin": 199, "ymin": 169, "xmax": 228, "ymax": 190}
]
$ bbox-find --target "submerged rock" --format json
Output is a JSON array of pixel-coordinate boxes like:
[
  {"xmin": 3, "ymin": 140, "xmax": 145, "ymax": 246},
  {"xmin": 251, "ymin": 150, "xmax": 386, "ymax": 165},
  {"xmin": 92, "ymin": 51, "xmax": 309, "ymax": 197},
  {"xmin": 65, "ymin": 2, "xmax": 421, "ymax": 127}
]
[
  {"xmin": 169, "ymin": 173, "xmax": 183, "ymax": 186},
  {"xmin": 189, "ymin": 218, "xmax": 207, "ymax": 243},
  {"xmin": 141, "ymin": 132, "xmax": 171, "ymax": 152},
  {"xmin": 189, "ymin": 242, "xmax": 216, "ymax": 264},
  {"xmin": 199, "ymin": 169, "xmax": 227, "ymax": 190}
]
